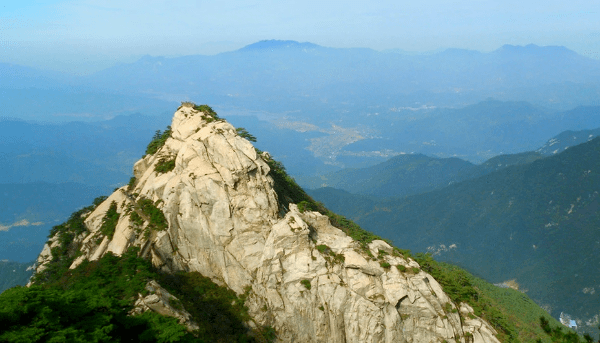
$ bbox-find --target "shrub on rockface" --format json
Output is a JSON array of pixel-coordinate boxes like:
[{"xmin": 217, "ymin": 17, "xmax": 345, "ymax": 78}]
[
  {"xmin": 193, "ymin": 104, "xmax": 224, "ymax": 123},
  {"xmin": 266, "ymin": 156, "xmax": 387, "ymax": 251},
  {"xmin": 157, "ymin": 272, "xmax": 276, "ymax": 342},
  {"xmin": 137, "ymin": 198, "xmax": 168, "ymax": 231},
  {"xmin": 127, "ymin": 176, "xmax": 137, "ymax": 190},
  {"xmin": 236, "ymin": 127, "xmax": 257, "ymax": 142},
  {"xmin": 1, "ymin": 249, "xmax": 194, "ymax": 343},
  {"xmin": 35, "ymin": 196, "xmax": 108, "ymax": 284},
  {"xmin": 145, "ymin": 126, "xmax": 172, "ymax": 156},
  {"xmin": 155, "ymin": 156, "xmax": 176, "ymax": 173},
  {"xmin": 100, "ymin": 201, "xmax": 120, "ymax": 239}
]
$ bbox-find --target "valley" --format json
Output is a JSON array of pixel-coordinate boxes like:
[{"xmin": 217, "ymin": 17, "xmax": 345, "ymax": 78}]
[
  {"xmin": 2, "ymin": 40, "xmax": 600, "ymax": 340},
  {"xmin": 306, "ymin": 131, "xmax": 600, "ymax": 335}
]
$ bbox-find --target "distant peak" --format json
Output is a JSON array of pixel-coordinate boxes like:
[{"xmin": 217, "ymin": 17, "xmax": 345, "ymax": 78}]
[
  {"xmin": 494, "ymin": 44, "xmax": 575, "ymax": 55},
  {"xmin": 239, "ymin": 40, "xmax": 321, "ymax": 51},
  {"xmin": 437, "ymin": 48, "xmax": 482, "ymax": 57},
  {"xmin": 137, "ymin": 55, "xmax": 165, "ymax": 62}
]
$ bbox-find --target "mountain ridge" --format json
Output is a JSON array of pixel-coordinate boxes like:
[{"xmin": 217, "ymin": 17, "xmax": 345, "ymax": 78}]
[
  {"xmin": 309, "ymin": 135, "xmax": 600, "ymax": 334},
  {"xmin": 27, "ymin": 104, "xmax": 505, "ymax": 342}
]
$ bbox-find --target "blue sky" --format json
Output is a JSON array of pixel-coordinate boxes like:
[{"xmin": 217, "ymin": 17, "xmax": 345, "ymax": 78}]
[{"xmin": 1, "ymin": 0, "xmax": 599, "ymax": 74}]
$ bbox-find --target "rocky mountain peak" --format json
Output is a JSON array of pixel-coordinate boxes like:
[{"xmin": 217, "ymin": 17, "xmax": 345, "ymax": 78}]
[{"xmin": 32, "ymin": 104, "xmax": 501, "ymax": 342}]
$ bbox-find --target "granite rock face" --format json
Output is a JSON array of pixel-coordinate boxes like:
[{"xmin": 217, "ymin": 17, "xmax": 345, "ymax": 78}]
[
  {"xmin": 33, "ymin": 104, "xmax": 500, "ymax": 342},
  {"xmin": 130, "ymin": 280, "xmax": 199, "ymax": 332}
]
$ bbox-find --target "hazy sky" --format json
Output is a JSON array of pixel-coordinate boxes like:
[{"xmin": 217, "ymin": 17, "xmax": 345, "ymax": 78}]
[{"xmin": 2, "ymin": 0, "xmax": 599, "ymax": 74}]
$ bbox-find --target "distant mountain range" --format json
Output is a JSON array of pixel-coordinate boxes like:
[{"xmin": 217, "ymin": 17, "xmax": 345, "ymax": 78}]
[
  {"xmin": 4, "ymin": 40, "xmax": 600, "ymax": 173},
  {"xmin": 302, "ymin": 125, "xmax": 600, "ymax": 195},
  {"xmin": 298, "ymin": 151, "xmax": 546, "ymax": 197},
  {"xmin": 0, "ymin": 114, "xmax": 171, "ymax": 186},
  {"xmin": 82, "ymin": 41, "xmax": 600, "ymax": 110},
  {"xmin": 308, "ymin": 132, "xmax": 600, "ymax": 333},
  {"xmin": 537, "ymin": 126, "xmax": 600, "ymax": 155},
  {"xmin": 3, "ymin": 41, "xmax": 600, "ymax": 332}
]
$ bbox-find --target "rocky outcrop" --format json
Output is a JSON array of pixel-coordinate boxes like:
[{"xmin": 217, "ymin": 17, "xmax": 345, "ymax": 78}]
[
  {"xmin": 33, "ymin": 104, "xmax": 500, "ymax": 342},
  {"xmin": 130, "ymin": 280, "xmax": 199, "ymax": 332}
]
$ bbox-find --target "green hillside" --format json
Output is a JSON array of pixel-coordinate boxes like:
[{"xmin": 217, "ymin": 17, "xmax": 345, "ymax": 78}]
[
  {"xmin": 299, "ymin": 151, "xmax": 542, "ymax": 199},
  {"xmin": 297, "ymin": 154, "xmax": 475, "ymax": 197}
]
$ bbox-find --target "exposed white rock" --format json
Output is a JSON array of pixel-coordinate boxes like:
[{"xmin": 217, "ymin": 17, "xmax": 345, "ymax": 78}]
[
  {"xmin": 130, "ymin": 280, "xmax": 199, "ymax": 332},
  {"xmin": 32, "ymin": 105, "xmax": 501, "ymax": 343}
]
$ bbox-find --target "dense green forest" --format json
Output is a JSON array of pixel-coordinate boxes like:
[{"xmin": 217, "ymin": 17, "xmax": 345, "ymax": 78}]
[{"xmin": 1, "ymin": 248, "xmax": 277, "ymax": 342}]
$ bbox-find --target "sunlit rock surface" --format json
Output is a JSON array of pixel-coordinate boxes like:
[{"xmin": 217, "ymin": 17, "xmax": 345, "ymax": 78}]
[{"xmin": 33, "ymin": 104, "xmax": 500, "ymax": 342}]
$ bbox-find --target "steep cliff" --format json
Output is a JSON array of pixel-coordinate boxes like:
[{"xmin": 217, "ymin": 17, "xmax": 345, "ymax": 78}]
[{"xmin": 32, "ymin": 103, "xmax": 500, "ymax": 343}]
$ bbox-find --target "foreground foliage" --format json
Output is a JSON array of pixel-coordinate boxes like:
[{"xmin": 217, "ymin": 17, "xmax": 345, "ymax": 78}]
[
  {"xmin": 13, "ymin": 189, "xmax": 275, "ymax": 342},
  {"xmin": 0, "ymin": 249, "xmax": 193, "ymax": 343},
  {"xmin": 158, "ymin": 272, "xmax": 276, "ymax": 342},
  {"xmin": 1, "ymin": 247, "xmax": 274, "ymax": 342},
  {"xmin": 538, "ymin": 316, "xmax": 600, "ymax": 343},
  {"xmin": 145, "ymin": 126, "xmax": 172, "ymax": 156}
]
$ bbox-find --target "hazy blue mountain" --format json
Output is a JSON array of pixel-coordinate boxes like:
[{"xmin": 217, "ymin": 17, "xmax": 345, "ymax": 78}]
[
  {"xmin": 4, "ymin": 41, "xmax": 600, "ymax": 173},
  {"xmin": 307, "ymin": 187, "xmax": 377, "ymax": 216},
  {"xmin": 0, "ymin": 114, "xmax": 171, "ymax": 186},
  {"xmin": 0, "ymin": 182, "xmax": 106, "ymax": 262},
  {"xmin": 0, "ymin": 88, "xmax": 177, "ymax": 123},
  {"xmin": 0, "ymin": 62, "xmax": 177, "ymax": 122},
  {"xmin": 457, "ymin": 151, "xmax": 544, "ymax": 180},
  {"xmin": 302, "ymin": 150, "xmax": 543, "ymax": 199},
  {"xmin": 81, "ymin": 41, "xmax": 600, "ymax": 111},
  {"xmin": 239, "ymin": 40, "xmax": 321, "ymax": 51},
  {"xmin": 537, "ymin": 126, "xmax": 600, "ymax": 156},
  {"xmin": 0, "ymin": 260, "xmax": 34, "ymax": 294},
  {"xmin": 298, "ymin": 154, "xmax": 474, "ymax": 197},
  {"xmin": 0, "ymin": 63, "xmax": 72, "ymax": 89},
  {"xmin": 310, "ymin": 137, "xmax": 600, "ymax": 332},
  {"xmin": 0, "ymin": 182, "xmax": 105, "ymax": 224}
]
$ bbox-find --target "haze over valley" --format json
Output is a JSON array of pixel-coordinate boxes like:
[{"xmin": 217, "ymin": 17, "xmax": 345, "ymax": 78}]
[{"xmin": 2, "ymin": 0, "xmax": 600, "ymax": 340}]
